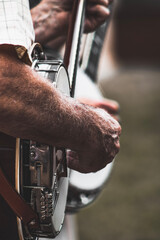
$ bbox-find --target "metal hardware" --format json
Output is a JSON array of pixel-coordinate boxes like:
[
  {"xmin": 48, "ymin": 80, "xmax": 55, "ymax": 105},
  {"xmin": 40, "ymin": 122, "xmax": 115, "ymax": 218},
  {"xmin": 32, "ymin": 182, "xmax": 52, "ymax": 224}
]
[{"xmin": 18, "ymin": 60, "xmax": 70, "ymax": 239}]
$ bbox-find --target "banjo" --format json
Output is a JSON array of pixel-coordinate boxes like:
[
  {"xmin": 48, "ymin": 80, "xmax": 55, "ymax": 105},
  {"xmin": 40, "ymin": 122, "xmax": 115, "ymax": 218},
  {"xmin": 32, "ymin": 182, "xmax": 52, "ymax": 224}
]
[
  {"xmin": 0, "ymin": 0, "xmax": 115, "ymax": 239},
  {"xmin": 0, "ymin": 0, "xmax": 86, "ymax": 239}
]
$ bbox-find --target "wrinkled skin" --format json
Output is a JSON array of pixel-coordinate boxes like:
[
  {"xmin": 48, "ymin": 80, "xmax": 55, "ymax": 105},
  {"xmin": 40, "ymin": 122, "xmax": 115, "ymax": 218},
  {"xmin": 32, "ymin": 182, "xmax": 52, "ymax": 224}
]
[
  {"xmin": 31, "ymin": 0, "xmax": 111, "ymax": 48},
  {"xmin": 66, "ymin": 107, "xmax": 121, "ymax": 173}
]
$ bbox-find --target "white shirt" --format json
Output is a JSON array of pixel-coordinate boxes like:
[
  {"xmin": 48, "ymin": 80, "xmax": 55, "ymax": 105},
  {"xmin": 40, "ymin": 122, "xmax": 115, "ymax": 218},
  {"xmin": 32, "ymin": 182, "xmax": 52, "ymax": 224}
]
[{"xmin": 0, "ymin": 0, "xmax": 35, "ymax": 62}]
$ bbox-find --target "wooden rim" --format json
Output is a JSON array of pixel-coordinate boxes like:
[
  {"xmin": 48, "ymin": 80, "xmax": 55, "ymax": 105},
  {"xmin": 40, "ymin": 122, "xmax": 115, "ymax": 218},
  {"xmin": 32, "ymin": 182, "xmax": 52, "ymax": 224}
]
[{"xmin": 15, "ymin": 138, "xmax": 24, "ymax": 240}]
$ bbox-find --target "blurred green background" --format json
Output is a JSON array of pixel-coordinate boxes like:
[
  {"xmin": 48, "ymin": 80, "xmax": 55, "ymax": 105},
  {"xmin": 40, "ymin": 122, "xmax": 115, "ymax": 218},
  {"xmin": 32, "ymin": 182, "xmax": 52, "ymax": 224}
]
[
  {"xmin": 77, "ymin": 0, "xmax": 160, "ymax": 239},
  {"xmin": 77, "ymin": 68, "xmax": 160, "ymax": 240}
]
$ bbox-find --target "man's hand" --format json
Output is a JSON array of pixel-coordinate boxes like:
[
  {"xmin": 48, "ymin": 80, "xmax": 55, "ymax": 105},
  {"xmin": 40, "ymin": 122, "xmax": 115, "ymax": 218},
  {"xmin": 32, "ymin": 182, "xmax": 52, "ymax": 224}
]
[
  {"xmin": 31, "ymin": 0, "xmax": 111, "ymax": 48},
  {"xmin": 67, "ymin": 106, "xmax": 121, "ymax": 173},
  {"xmin": 67, "ymin": 96, "xmax": 121, "ymax": 173},
  {"xmin": 84, "ymin": 0, "xmax": 111, "ymax": 33}
]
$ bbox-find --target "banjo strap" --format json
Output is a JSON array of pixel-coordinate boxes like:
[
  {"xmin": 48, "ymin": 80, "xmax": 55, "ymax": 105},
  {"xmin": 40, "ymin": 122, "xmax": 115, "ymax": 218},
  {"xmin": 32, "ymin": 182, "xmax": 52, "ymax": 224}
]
[{"xmin": 0, "ymin": 167, "xmax": 39, "ymax": 230}]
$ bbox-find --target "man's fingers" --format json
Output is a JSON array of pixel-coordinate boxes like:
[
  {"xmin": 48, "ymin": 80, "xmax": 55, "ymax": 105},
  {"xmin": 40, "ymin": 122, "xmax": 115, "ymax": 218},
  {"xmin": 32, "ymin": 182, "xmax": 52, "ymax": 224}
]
[
  {"xmin": 87, "ymin": 0, "xmax": 109, "ymax": 7},
  {"xmin": 84, "ymin": 4, "xmax": 110, "ymax": 32},
  {"xmin": 94, "ymin": 101, "xmax": 119, "ymax": 114},
  {"xmin": 86, "ymin": 4, "xmax": 110, "ymax": 17},
  {"xmin": 78, "ymin": 98, "xmax": 120, "ymax": 114},
  {"xmin": 67, "ymin": 150, "xmax": 86, "ymax": 173},
  {"xmin": 67, "ymin": 150, "xmax": 108, "ymax": 173}
]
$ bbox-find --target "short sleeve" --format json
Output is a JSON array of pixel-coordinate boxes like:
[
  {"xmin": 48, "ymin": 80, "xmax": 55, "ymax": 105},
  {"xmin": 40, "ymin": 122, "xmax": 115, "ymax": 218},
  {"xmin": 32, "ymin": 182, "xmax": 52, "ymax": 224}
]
[{"xmin": 0, "ymin": 0, "xmax": 35, "ymax": 64}]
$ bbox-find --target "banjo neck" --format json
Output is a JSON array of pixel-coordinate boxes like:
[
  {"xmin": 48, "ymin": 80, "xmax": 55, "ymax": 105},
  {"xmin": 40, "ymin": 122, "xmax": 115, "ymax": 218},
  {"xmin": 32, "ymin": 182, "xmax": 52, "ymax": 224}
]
[{"xmin": 64, "ymin": 0, "xmax": 86, "ymax": 97}]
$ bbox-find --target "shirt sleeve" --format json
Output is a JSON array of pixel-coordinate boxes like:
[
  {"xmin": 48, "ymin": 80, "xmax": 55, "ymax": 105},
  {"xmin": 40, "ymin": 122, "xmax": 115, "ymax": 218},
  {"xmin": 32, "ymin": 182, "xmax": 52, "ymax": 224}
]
[{"xmin": 0, "ymin": 0, "xmax": 35, "ymax": 64}]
